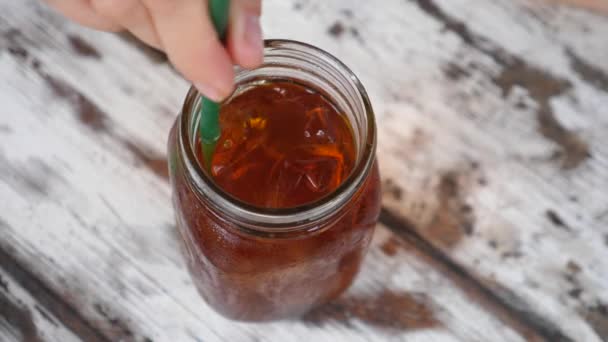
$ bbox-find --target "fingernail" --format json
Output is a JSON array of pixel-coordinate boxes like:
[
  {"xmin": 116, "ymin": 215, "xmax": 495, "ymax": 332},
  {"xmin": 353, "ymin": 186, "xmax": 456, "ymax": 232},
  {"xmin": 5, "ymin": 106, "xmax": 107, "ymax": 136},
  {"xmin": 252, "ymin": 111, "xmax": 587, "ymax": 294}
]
[
  {"xmin": 244, "ymin": 14, "xmax": 263, "ymax": 60},
  {"xmin": 195, "ymin": 82, "xmax": 223, "ymax": 102}
]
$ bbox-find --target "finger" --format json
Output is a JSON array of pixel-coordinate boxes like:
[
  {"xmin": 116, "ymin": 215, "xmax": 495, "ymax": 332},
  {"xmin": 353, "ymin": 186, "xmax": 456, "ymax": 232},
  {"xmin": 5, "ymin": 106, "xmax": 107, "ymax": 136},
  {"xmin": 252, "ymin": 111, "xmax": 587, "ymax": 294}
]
[
  {"xmin": 91, "ymin": 0, "xmax": 162, "ymax": 49},
  {"xmin": 43, "ymin": 0, "xmax": 122, "ymax": 31},
  {"xmin": 227, "ymin": 0, "xmax": 263, "ymax": 69},
  {"xmin": 144, "ymin": 0, "xmax": 235, "ymax": 101}
]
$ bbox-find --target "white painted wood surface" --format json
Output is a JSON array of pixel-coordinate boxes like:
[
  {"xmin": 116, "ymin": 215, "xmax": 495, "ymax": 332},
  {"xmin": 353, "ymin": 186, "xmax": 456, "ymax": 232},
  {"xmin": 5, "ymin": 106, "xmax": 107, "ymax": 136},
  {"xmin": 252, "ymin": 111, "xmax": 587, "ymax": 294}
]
[
  {"xmin": 0, "ymin": 268, "xmax": 80, "ymax": 342},
  {"xmin": 1, "ymin": 0, "xmax": 607, "ymax": 341}
]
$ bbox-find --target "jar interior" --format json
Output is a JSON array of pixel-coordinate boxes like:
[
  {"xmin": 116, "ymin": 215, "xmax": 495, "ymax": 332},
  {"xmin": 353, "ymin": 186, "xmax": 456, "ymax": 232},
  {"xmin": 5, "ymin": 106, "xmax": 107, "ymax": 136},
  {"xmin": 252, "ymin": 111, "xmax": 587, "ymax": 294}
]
[{"xmin": 179, "ymin": 40, "xmax": 375, "ymax": 229}]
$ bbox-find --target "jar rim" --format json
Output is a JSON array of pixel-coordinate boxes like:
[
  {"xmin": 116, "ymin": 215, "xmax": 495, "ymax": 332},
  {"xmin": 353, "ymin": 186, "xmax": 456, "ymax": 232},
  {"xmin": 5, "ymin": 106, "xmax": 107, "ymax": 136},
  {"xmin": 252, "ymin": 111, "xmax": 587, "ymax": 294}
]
[{"xmin": 178, "ymin": 39, "xmax": 376, "ymax": 232}]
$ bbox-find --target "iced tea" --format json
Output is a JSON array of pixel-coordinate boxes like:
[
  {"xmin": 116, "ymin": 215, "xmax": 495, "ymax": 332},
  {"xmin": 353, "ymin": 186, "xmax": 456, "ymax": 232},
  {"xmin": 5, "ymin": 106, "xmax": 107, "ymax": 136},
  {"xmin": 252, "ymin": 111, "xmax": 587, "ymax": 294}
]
[
  {"xmin": 168, "ymin": 40, "xmax": 380, "ymax": 321},
  {"xmin": 198, "ymin": 81, "xmax": 356, "ymax": 208}
]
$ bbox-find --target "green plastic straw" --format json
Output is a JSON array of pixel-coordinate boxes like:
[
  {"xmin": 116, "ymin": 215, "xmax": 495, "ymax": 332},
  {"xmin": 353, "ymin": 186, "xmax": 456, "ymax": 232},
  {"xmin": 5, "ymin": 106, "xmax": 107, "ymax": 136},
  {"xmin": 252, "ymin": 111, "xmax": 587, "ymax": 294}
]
[{"xmin": 200, "ymin": 0, "xmax": 230, "ymax": 169}]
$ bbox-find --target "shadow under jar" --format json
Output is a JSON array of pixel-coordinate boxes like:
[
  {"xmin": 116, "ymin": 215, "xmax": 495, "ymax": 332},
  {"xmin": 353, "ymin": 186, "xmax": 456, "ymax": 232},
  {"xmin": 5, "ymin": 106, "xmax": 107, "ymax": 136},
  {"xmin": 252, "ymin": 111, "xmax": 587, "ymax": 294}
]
[{"xmin": 168, "ymin": 40, "xmax": 381, "ymax": 321}]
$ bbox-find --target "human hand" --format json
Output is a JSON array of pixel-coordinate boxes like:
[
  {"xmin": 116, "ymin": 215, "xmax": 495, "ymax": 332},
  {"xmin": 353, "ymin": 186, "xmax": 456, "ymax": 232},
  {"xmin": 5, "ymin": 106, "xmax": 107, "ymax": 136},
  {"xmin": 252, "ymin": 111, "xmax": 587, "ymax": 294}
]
[{"xmin": 44, "ymin": 0, "xmax": 263, "ymax": 101}]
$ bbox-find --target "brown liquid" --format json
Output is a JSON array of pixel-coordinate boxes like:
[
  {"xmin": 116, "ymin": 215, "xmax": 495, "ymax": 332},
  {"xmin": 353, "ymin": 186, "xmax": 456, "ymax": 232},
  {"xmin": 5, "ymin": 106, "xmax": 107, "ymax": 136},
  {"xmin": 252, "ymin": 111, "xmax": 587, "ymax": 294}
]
[
  {"xmin": 196, "ymin": 81, "xmax": 356, "ymax": 208},
  {"xmin": 170, "ymin": 80, "xmax": 381, "ymax": 321}
]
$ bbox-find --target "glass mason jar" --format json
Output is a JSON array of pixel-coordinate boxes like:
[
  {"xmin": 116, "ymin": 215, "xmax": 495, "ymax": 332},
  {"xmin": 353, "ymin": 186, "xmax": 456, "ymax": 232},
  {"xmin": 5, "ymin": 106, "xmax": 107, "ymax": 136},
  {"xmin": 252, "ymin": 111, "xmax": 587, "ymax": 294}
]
[{"xmin": 168, "ymin": 40, "xmax": 381, "ymax": 321}]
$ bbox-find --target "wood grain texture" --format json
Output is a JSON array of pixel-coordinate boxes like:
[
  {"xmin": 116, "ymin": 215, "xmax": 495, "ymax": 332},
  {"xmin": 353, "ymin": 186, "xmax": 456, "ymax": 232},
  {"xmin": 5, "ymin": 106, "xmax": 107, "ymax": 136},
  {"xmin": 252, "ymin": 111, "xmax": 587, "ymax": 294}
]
[
  {"xmin": 0, "ymin": 268, "xmax": 82, "ymax": 342},
  {"xmin": 0, "ymin": 0, "xmax": 607, "ymax": 341}
]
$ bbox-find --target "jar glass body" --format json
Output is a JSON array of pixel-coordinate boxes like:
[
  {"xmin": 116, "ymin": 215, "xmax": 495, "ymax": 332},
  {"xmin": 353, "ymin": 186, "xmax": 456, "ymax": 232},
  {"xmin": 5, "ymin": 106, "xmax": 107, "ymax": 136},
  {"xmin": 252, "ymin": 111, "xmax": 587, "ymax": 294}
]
[{"xmin": 168, "ymin": 40, "xmax": 381, "ymax": 321}]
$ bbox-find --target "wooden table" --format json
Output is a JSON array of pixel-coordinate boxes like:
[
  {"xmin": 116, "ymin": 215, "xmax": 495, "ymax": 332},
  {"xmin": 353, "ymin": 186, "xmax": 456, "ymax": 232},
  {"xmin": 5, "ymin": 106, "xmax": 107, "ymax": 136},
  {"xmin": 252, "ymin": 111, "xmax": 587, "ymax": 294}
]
[{"xmin": 1, "ymin": 1, "xmax": 607, "ymax": 341}]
